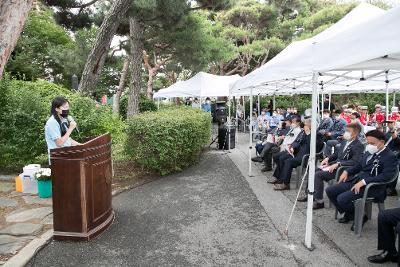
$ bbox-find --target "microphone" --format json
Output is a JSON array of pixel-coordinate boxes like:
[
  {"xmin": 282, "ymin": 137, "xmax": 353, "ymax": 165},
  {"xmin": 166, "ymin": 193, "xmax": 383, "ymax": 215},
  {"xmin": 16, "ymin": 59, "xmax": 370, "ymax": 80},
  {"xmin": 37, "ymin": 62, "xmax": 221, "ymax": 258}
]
[{"xmin": 67, "ymin": 115, "xmax": 80, "ymax": 133}]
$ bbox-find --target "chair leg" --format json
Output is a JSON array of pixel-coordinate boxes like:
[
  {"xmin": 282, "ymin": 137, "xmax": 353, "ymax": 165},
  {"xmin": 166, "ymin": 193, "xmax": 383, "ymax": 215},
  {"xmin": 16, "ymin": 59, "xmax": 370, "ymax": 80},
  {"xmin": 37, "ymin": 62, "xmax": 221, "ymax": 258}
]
[
  {"xmin": 365, "ymin": 202, "xmax": 373, "ymax": 220},
  {"xmin": 354, "ymin": 199, "xmax": 366, "ymax": 237},
  {"xmin": 334, "ymin": 208, "xmax": 338, "ymax": 219},
  {"xmin": 378, "ymin": 202, "xmax": 385, "ymax": 212},
  {"xmin": 296, "ymin": 167, "xmax": 301, "ymax": 189}
]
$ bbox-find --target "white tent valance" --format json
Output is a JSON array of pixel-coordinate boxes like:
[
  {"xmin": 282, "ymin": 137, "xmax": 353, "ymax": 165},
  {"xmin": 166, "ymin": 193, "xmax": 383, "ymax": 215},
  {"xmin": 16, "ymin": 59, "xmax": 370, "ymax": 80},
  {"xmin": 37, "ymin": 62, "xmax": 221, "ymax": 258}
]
[{"xmin": 154, "ymin": 72, "xmax": 240, "ymax": 98}]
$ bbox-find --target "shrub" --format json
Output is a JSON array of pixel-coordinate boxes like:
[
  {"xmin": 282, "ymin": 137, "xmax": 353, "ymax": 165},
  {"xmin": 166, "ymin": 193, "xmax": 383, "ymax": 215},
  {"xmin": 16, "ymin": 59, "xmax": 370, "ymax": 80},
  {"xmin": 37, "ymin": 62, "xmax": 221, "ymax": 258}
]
[
  {"xmin": 125, "ymin": 107, "xmax": 211, "ymax": 175},
  {"xmin": 0, "ymin": 77, "xmax": 126, "ymax": 172}
]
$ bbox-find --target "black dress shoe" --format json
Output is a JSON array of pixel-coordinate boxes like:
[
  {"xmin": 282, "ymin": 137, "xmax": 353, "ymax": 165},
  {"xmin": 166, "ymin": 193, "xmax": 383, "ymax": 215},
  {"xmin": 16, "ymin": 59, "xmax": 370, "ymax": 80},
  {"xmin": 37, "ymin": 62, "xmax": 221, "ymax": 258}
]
[
  {"xmin": 313, "ymin": 202, "xmax": 324, "ymax": 210},
  {"xmin": 387, "ymin": 188, "xmax": 398, "ymax": 196},
  {"xmin": 251, "ymin": 157, "xmax": 263, "ymax": 162},
  {"xmin": 261, "ymin": 166, "xmax": 272, "ymax": 172},
  {"xmin": 368, "ymin": 251, "xmax": 398, "ymax": 263},
  {"xmin": 297, "ymin": 196, "xmax": 308, "ymax": 202},
  {"xmin": 350, "ymin": 215, "xmax": 369, "ymax": 231},
  {"xmin": 338, "ymin": 217, "xmax": 352, "ymax": 224}
]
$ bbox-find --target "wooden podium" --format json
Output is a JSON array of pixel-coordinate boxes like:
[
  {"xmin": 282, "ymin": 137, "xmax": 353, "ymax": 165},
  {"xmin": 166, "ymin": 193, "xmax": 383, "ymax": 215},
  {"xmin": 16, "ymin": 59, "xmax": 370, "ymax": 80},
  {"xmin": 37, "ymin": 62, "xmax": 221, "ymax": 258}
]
[{"xmin": 50, "ymin": 133, "xmax": 114, "ymax": 241}]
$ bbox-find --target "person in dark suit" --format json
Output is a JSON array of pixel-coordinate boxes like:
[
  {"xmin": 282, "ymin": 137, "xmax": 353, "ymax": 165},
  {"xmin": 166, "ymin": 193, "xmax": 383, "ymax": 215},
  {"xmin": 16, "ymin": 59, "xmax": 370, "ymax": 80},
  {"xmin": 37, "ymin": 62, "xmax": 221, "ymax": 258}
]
[
  {"xmin": 326, "ymin": 130, "xmax": 398, "ymax": 230},
  {"xmin": 368, "ymin": 207, "xmax": 400, "ymax": 264},
  {"xmin": 269, "ymin": 119, "xmax": 324, "ymax": 190},
  {"xmin": 383, "ymin": 120, "xmax": 400, "ymax": 196},
  {"xmin": 299, "ymin": 123, "xmax": 365, "ymax": 208}
]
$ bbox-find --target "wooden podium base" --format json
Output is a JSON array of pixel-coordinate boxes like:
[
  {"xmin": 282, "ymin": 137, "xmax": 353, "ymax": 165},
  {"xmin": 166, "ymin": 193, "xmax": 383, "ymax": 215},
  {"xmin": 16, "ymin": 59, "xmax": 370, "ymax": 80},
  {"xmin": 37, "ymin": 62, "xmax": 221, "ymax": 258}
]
[{"xmin": 53, "ymin": 211, "xmax": 115, "ymax": 241}]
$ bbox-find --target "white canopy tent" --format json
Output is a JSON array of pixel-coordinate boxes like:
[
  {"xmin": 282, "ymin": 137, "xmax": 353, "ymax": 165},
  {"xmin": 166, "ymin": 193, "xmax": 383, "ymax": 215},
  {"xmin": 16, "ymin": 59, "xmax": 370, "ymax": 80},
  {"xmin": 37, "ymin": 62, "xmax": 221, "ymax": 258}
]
[
  {"xmin": 154, "ymin": 72, "xmax": 240, "ymax": 98},
  {"xmin": 231, "ymin": 3, "xmax": 400, "ymax": 249}
]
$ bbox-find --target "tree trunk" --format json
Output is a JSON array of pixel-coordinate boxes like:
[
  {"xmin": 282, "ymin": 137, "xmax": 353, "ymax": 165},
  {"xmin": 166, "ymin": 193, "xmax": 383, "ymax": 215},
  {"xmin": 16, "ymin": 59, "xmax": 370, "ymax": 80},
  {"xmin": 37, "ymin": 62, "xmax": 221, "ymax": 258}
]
[
  {"xmin": 146, "ymin": 69, "xmax": 155, "ymax": 99},
  {"xmin": 112, "ymin": 57, "xmax": 130, "ymax": 114},
  {"xmin": 0, "ymin": 0, "xmax": 33, "ymax": 80},
  {"xmin": 126, "ymin": 17, "xmax": 145, "ymax": 118},
  {"xmin": 78, "ymin": 0, "xmax": 131, "ymax": 94}
]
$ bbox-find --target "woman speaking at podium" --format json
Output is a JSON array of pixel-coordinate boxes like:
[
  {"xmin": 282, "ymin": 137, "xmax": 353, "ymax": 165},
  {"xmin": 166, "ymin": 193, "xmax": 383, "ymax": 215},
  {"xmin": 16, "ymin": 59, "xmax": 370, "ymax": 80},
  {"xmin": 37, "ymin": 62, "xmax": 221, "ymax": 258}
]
[{"xmin": 45, "ymin": 97, "xmax": 81, "ymax": 163}]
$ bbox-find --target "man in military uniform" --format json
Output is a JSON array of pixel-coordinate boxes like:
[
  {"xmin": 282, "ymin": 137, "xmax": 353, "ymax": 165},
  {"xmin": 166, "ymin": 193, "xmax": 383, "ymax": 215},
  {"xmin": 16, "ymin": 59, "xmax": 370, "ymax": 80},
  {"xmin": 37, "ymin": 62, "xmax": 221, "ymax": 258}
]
[
  {"xmin": 326, "ymin": 130, "xmax": 398, "ymax": 231},
  {"xmin": 299, "ymin": 123, "xmax": 364, "ymax": 208}
]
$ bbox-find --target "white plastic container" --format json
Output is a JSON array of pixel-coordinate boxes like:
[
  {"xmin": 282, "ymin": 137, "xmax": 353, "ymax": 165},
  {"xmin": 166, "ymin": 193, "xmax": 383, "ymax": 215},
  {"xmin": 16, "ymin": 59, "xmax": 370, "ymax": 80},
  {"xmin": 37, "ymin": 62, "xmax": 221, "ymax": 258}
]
[
  {"xmin": 21, "ymin": 164, "xmax": 40, "ymax": 194},
  {"xmin": 21, "ymin": 175, "xmax": 38, "ymax": 194}
]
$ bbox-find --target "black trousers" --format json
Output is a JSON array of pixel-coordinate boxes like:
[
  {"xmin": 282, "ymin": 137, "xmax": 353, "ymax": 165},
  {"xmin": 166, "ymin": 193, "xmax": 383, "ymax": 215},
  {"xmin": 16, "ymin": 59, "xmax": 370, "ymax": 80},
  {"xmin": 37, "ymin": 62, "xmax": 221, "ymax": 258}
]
[
  {"xmin": 263, "ymin": 145, "xmax": 280, "ymax": 168},
  {"xmin": 325, "ymin": 181, "xmax": 362, "ymax": 219},
  {"xmin": 273, "ymin": 152, "xmax": 302, "ymax": 184},
  {"xmin": 314, "ymin": 170, "xmax": 336, "ymax": 201},
  {"xmin": 377, "ymin": 208, "xmax": 400, "ymax": 260}
]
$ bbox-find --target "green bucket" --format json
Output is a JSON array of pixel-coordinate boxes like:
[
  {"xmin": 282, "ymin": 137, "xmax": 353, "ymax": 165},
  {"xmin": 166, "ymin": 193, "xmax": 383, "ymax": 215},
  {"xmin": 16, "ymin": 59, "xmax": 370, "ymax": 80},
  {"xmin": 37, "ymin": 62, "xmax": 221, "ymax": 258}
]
[{"xmin": 37, "ymin": 180, "xmax": 52, "ymax": 198}]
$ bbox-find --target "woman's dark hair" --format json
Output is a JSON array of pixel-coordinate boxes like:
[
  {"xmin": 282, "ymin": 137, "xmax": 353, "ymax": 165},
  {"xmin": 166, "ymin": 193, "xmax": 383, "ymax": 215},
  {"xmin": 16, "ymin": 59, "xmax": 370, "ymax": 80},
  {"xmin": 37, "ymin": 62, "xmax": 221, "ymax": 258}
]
[{"xmin": 50, "ymin": 97, "xmax": 69, "ymax": 136}]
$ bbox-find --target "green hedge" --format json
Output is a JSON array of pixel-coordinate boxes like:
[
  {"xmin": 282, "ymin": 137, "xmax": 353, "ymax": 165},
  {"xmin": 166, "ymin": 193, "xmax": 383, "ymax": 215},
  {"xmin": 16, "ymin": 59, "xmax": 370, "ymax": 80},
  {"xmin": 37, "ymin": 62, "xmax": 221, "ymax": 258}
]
[
  {"xmin": 0, "ymin": 76, "xmax": 126, "ymax": 172},
  {"xmin": 125, "ymin": 107, "xmax": 211, "ymax": 175}
]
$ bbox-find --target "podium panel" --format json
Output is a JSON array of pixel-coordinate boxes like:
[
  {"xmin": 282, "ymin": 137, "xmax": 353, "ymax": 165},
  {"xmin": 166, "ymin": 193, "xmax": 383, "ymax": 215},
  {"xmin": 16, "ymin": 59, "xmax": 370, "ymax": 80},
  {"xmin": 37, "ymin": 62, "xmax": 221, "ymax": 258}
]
[{"xmin": 50, "ymin": 133, "xmax": 114, "ymax": 241}]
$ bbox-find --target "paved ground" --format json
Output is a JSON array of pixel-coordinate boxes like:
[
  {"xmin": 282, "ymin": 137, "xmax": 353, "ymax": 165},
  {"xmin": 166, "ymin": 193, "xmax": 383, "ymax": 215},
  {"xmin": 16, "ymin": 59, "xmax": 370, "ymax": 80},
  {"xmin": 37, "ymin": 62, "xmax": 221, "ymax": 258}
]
[
  {"xmin": 27, "ymin": 148, "xmax": 353, "ymax": 267},
  {"xmin": 231, "ymin": 132, "xmax": 398, "ymax": 267}
]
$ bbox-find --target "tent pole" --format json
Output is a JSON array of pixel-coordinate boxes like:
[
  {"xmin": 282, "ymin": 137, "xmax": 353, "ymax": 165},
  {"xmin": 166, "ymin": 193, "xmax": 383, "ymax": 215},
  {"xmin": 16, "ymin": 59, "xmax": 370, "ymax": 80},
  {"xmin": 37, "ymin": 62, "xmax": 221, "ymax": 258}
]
[
  {"xmin": 228, "ymin": 96, "xmax": 231, "ymax": 150},
  {"xmin": 248, "ymin": 88, "xmax": 253, "ymax": 177},
  {"xmin": 273, "ymin": 95, "xmax": 276, "ymax": 110},
  {"xmin": 328, "ymin": 93, "xmax": 332, "ymax": 111},
  {"xmin": 243, "ymin": 96, "xmax": 246, "ymax": 133},
  {"xmin": 235, "ymin": 97, "xmax": 239, "ymax": 142},
  {"xmin": 257, "ymin": 94, "xmax": 260, "ymax": 116},
  {"xmin": 393, "ymin": 92, "xmax": 396, "ymax": 108},
  {"xmin": 157, "ymin": 98, "xmax": 160, "ymax": 110},
  {"xmin": 386, "ymin": 71, "xmax": 389, "ymax": 120},
  {"xmin": 305, "ymin": 72, "xmax": 318, "ymax": 250}
]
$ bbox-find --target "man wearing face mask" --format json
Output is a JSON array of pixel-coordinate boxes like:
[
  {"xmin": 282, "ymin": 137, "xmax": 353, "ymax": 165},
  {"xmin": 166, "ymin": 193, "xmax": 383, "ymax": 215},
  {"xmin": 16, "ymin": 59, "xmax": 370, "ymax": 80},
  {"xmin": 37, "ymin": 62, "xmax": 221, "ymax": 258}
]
[
  {"xmin": 269, "ymin": 119, "xmax": 323, "ymax": 190},
  {"xmin": 318, "ymin": 110, "xmax": 333, "ymax": 137},
  {"xmin": 298, "ymin": 123, "xmax": 364, "ymax": 207},
  {"xmin": 201, "ymin": 97, "xmax": 212, "ymax": 112},
  {"xmin": 326, "ymin": 130, "xmax": 397, "ymax": 231},
  {"xmin": 324, "ymin": 109, "xmax": 347, "ymax": 156},
  {"xmin": 261, "ymin": 116, "xmax": 302, "ymax": 172}
]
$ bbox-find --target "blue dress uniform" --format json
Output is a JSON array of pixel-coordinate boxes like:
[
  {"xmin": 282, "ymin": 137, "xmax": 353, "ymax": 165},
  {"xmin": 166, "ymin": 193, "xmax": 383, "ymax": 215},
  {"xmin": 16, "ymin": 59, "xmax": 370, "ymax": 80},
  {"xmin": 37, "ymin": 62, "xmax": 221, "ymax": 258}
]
[
  {"xmin": 326, "ymin": 147, "xmax": 397, "ymax": 220},
  {"xmin": 314, "ymin": 139, "xmax": 364, "ymax": 201}
]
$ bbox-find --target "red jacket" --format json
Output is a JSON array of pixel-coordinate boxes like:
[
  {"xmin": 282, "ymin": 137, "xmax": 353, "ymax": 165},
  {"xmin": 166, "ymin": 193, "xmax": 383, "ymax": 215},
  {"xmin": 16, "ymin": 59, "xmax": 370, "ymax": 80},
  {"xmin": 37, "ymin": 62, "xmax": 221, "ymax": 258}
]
[
  {"xmin": 388, "ymin": 113, "xmax": 400, "ymax": 121},
  {"xmin": 370, "ymin": 112, "xmax": 385, "ymax": 123},
  {"xmin": 360, "ymin": 113, "xmax": 368, "ymax": 125}
]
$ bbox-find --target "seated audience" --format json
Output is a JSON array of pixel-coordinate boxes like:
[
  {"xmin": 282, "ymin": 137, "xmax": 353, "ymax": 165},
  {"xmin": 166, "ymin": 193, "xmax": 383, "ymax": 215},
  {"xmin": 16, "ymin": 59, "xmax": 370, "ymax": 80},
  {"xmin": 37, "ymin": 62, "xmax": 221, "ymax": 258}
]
[
  {"xmin": 324, "ymin": 109, "xmax": 347, "ymax": 156},
  {"xmin": 298, "ymin": 123, "xmax": 364, "ymax": 207},
  {"xmin": 326, "ymin": 130, "xmax": 397, "ymax": 231},
  {"xmin": 268, "ymin": 119, "xmax": 324, "ymax": 190},
  {"xmin": 252, "ymin": 119, "xmax": 290, "ymax": 162},
  {"xmin": 258, "ymin": 116, "xmax": 302, "ymax": 172}
]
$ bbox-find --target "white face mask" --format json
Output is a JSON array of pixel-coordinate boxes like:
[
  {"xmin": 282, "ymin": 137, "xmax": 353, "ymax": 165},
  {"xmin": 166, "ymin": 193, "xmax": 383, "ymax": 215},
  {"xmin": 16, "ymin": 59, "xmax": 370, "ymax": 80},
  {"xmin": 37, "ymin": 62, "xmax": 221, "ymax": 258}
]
[
  {"xmin": 365, "ymin": 144, "xmax": 379, "ymax": 154},
  {"xmin": 323, "ymin": 114, "xmax": 330, "ymax": 119},
  {"xmin": 343, "ymin": 131, "xmax": 352, "ymax": 141}
]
